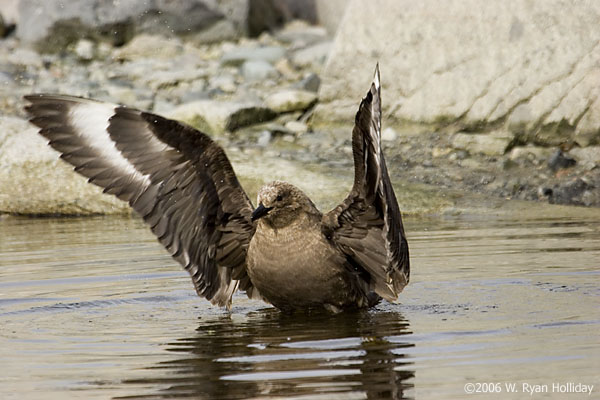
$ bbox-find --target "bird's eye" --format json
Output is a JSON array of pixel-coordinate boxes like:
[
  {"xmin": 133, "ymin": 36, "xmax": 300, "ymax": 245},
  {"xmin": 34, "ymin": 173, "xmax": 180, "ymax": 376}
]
[{"xmin": 276, "ymin": 195, "xmax": 283, "ymax": 202}]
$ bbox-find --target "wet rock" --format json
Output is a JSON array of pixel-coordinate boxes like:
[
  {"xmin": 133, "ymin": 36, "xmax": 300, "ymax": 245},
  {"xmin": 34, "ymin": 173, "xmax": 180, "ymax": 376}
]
[
  {"xmin": 0, "ymin": 116, "xmax": 128, "ymax": 215},
  {"xmin": 221, "ymin": 45, "xmax": 286, "ymax": 66},
  {"xmin": 547, "ymin": 150, "xmax": 576, "ymax": 172},
  {"xmin": 296, "ymin": 73, "xmax": 320, "ymax": 92},
  {"xmin": 451, "ymin": 131, "xmax": 514, "ymax": 156},
  {"xmin": 241, "ymin": 60, "xmax": 279, "ymax": 81},
  {"xmin": 265, "ymin": 89, "xmax": 317, "ymax": 113},
  {"xmin": 167, "ymin": 100, "xmax": 276, "ymax": 134},
  {"xmin": 315, "ymin": 0, "xmax": 600, "ymax": 146},
  {"xmin": 549, "ymin": 178, "xmax": 593, "ymax": 206},
  {"xmin": 291, "ymin": 41, "xmax": 332, "ymax": 68}
]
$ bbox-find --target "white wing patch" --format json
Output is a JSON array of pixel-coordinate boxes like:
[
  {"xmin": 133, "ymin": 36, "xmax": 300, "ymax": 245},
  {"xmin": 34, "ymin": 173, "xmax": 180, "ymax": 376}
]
[{"xmin": 68, "ymin": 102, "xmax": 152, "ymax": 189}]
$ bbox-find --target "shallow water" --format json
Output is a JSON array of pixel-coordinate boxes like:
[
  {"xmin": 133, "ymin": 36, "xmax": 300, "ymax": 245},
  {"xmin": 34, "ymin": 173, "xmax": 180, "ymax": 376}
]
[{"xmin": 1, "ymin": 213, "xmax": 599, "ymax": 399}]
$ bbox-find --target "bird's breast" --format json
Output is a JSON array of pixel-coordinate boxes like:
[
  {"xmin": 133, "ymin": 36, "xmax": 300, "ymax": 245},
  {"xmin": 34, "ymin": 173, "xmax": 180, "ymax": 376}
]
[{"xmin": 247, "ymin": 221, "xmax": 354, "ymax": 308}]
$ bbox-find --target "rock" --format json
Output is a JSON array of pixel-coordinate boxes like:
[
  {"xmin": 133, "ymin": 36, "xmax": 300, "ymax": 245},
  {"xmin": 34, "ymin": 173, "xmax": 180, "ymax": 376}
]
[
  {"xmin": 381, "ymin": 127, "xmax": 398, "ymax": 142},
  {"xmin": 0, "ymin": 71, "xmax": 12, "ymax": 86},
  {"xmin": 274, "ymin": 58, "xmax": 299, "ymax": 80},
  {"xmin": 167, "ymin": 100, "xmax": 277, "ymax": 134},
  {"xmin": 221, "ymin": 45, "xmax": 286, "ymax": 66},
  {"xmin": 113, "ymin": 34, "xmax": 184, "ymax": 61},
  {"xmin": 247, "ymin": 0, "xmax": 290, "ymax": 37},
  {"xmin": 6, "ymin": 47, "xmax": 43, "ymax": 68},
  {"xmin": 296, "ymin": 73, "xmax": 321, "ymax": 92},
  {"xmin": 209, "ymin": 72, "xmax": 237, "ymax": 93},
  {"xmin": 241, "ymin": 60, "xmax": 279, "ymax": 81},
  {"xmin": 265, "ymin": 89, "xmax": 317, "ymax": 113},
  {"xmin": 285, "ymin": 120, "xmax": 309, "ymax": 135},
  {"xmin": 291, "ymin": 41, "xmax": 332, "ymax": 68},
  {"xmin": 0, "ymin": 116, "xmax": 129, "ymax": 215},
  {"xmin": 574, "ymin": 96, "xmax": 600, "ymax": 147},
  {"xmin": 314, "ymin": 0, "xmax": 600, "ymax": 147},
  {"xmin": 509, "ymin": 146, "xmax": 554, "ymax": 163},
  {"xmin": 276, "ymin": 21, "xmax": 328, "ymax": 46},
  {"xmin": 257, "ymin": 130, "xmax": 272, "ymax": 146},
  {"xmin": 16, "ymin": 0, "xmax": 243, "ymax": 51},
  {"xmin": 73, "ymin": 39, "xmax": 95, "ymax": 61},
  {"xmin": 142, "ymin": 67, "xmax": 208, "ymax": 91},
  {"xmin": 0, "ymin": 12, "xmax": 5, "ymax": 38},
  {"xmin": 432, "ymin": 147, "xmax": 452, "ymax": 158},
  {"xmin": 0, "ymin": 0, "xmax": 19, "ymax": 26},
  {"xmin": 452, "ymin": 131, "xmax": 514, "ymax": 156},
  {"xmin": 581, "ymin": 187, "xmax": 600, "ymax": 207},
  {"xmin": 547, "ymin": 150, "xmax": 576, "ymax": 172},
  {"xmin": 568, "ymin": 146, "xmax": 600, "ymax": 170},
  {"xmin": 315, "ymin": 0, "xmax": 348, "ymax": 35},
  {"xmin": 549, "ymin": 178, "xmax": 592, "ymax": 205},
  {"xmin": 281, "ymin": 0, "xmax": 318, "ymax": 24}
]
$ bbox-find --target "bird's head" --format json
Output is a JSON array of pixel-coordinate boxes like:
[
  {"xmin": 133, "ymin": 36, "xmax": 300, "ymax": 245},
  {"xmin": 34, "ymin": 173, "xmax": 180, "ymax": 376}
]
[{"xmin": 252, "ymin": 181, "xmax": 318, "ymax": 228}]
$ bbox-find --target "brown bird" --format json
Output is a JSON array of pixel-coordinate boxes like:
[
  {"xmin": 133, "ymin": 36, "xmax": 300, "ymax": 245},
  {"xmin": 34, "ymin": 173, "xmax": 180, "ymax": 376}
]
[{"xmin": 24, "ymin": 65, "xmax": 409, "ymax": 312}]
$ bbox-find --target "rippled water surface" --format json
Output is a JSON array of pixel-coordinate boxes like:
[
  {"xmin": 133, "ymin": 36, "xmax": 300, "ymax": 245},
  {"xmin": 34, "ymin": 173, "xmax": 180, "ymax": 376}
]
[{"xmin": 1, "ymin": 212, "xmax": 599, "ymax": 399}]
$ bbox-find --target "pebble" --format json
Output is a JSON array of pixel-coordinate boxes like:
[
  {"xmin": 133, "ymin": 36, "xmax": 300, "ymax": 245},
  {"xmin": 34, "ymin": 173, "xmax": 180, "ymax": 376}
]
[
  {"xmin": 296, "ymin": 73, "xmax": 321, "ymax": 92},
  {"xmin": 241, "ymin": 60, "xmax": 279, "ymax": 81},
  {"xmin": 291, "ymin": 41, "xmax": 332, "ymax": 67},
  {"xmin": 381, "ymin": 127, "xmax": 398, "ymax": 142},
  {"xmin": 74, "ymin": 39, "xmax": 95, "ymax": 61},
  {"xmin": 257, "ymin": 130, "xmax": 272, "ymax": 147},
  {"xmin": 221, "ymin": 46, "xmax": 286, "ymax": 66},
  {"xmin": 285, "ymin": 120, "xmax": 308, "ymax": 135},
  {"xmin": 547, "ymin": 150, "xmax": 576, "ymax": 171},
  {"xmin": 265, "ymin": 89, "xmax": 317, "ymax": 113}
]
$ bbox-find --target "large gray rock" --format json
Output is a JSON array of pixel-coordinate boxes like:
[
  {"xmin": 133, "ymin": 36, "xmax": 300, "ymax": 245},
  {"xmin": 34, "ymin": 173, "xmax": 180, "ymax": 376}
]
[
  {"xmin": 314, "ymin": 0, "xmax": 600, "ymax": 147},
  {"xmin": 16, "ymin": 0, "xmax": 243, "ymax": 51},
  {"xmin": 167, "ymin": 100, "xmax": 277, "ymax": 134},
  {"xmin": 314, "ymin": 0, "xmax": 347, "ymax": 35},
  {"xmin": 0, "ymin": 117, "xmax": 129, "ymax": 215}
]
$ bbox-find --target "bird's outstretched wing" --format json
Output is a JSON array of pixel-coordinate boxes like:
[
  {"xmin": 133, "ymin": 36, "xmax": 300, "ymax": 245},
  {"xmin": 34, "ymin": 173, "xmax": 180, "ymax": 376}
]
[
  {"xmin": 25, "ymin": 94, "xmax": 257, "ymax": 308},
  {"xmin": 321, "ymin": 65, "xmax": 410, "ymax": 302}
]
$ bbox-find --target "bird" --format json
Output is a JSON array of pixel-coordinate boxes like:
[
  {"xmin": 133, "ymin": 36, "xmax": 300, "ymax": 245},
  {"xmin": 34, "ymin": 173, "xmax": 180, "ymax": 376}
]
[{"xmin": 24, "ymin": 64, "xmax": 410, "ymax": 313}]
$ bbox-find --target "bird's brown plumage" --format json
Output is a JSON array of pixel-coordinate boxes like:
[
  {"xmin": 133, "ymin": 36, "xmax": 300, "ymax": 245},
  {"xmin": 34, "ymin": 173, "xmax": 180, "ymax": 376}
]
[{"xmin": 24, "ymin": 64, "xmax": 409, "ymax": 312}]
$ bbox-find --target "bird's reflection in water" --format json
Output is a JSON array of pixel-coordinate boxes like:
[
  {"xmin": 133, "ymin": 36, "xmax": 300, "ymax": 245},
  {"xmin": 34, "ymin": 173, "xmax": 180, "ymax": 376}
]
[{"xmin": 119, "ymin": 307, "xmax": 414, "ymax": 399}]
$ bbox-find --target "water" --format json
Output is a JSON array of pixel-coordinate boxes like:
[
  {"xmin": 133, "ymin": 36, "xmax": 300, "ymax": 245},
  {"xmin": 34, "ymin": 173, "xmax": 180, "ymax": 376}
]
[{"xmin": 1, "ymin": 213, "xmax": 599, "ymax": 399}]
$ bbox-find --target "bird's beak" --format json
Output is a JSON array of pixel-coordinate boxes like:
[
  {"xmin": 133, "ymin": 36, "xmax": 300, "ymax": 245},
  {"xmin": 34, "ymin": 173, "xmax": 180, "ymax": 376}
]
[{"xmin": 251, "ymin": 203, "xmax": 273, "ymax": 221}]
